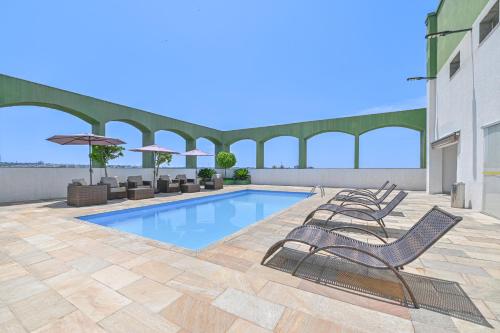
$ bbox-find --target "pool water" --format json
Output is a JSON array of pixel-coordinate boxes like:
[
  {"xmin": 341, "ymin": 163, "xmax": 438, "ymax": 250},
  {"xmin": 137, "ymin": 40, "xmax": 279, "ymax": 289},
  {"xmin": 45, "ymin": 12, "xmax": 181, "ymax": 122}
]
[{"xmin": 78, "ymin": 190, "xmax": 310, "ymax": 250}]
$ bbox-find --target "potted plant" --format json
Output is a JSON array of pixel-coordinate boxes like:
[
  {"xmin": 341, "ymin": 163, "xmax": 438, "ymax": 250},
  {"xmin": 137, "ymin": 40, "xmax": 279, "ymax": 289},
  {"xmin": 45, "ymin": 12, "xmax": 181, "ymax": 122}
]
[
  {"xmin": 197, "ymin": 168, "xmax": 216, "ymax": 185},
  {"xmin": 233, "ymin": 168, "xmax": 251, "ymax": 185},
  {"xmin": 215, "ymin": 151, "xmax": 236, "ymax": 184}
]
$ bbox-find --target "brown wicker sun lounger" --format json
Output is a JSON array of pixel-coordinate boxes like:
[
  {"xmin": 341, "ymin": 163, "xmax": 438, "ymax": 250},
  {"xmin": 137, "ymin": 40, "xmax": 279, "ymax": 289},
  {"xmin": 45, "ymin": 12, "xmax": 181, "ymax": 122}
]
[
  {"xmin": 262, "ymin": 206, "xmax": 462, "ymax": 308},
  {"xmin": 333, "ymin": 180, "xmax": 389, "ymax": 201},
  {"xmin": 304, "ymin": 191, "xmax": 408, "ymax": 237},
  {"xmin": 331, "ymin": 184, "xmax": 396, "ymax": 209}
]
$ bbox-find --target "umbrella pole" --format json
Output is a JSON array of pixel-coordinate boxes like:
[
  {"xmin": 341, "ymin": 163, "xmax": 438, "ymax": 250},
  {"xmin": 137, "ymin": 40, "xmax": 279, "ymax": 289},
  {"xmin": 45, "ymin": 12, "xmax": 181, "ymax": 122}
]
[{"xmin": 88, "ymin": 142, "xmax": 93, "ymax": 185}]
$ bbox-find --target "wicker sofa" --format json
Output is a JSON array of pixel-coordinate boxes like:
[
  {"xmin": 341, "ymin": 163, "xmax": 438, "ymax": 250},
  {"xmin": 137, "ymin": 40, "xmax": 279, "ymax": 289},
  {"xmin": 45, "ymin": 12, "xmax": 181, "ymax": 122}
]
[
  {"xmin": 157, "ymin": 175, "xmax": 180, "ymax": 193},
  {"xmin": 67, "ymin": 179, "xmax": 107, "ymax": 207},
  {"xmin": 99, "ymin": 176, "xmax": 127, "ymax": 200}
]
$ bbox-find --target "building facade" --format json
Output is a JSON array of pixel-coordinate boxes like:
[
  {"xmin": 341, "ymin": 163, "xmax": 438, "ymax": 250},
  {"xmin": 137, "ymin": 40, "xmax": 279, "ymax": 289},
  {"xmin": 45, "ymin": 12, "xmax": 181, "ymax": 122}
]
[{"xmin": 426, "ymin": 0, "xmax": 500, "ymax": 217}]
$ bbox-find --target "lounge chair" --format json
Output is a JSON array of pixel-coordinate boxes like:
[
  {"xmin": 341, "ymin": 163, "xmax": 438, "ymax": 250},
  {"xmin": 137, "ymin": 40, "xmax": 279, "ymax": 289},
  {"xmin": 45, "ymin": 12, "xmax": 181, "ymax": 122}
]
[
  {"xmin": 205, "ymin": 174, "xmax": 223, "ymax": 190},
  {"xmin": 330, "ymin": 184, "xmax": 397, "ymax": 210},
  {"xmin": 99, "ymin": 176, "xmax": 127, "ymax": 199},
  {"xmin": 304, "ymin": 191, "xmax": 408, "ymax": 237},
  {"xmin": 157, "ymin": 175, "xmax": 180, "ymax": 193},
  {"xmin": 261, "ymin": 206, "xmax": 462, "ymax": 308},
  {"xmin": 127, "ymin": 176, "xmax": 151, "ymax": 189},
  {"xmin": 333, "ymin": 180, "xmax": 389, "ymax": 201}
]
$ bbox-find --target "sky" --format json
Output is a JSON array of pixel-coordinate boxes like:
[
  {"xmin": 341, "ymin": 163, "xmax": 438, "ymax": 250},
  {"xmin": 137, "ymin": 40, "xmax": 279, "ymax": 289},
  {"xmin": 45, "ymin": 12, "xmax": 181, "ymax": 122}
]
[{"xmin": 0, "ymin": 1, "xmax": 438, "ymax": 168}]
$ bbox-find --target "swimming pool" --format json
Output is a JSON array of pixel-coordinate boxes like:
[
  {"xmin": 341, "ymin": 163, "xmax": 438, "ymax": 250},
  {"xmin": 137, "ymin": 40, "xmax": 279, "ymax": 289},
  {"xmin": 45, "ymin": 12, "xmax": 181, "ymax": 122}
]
[{"xmin": 78, "ymin": 190, "xmax": 310, "ymax": 250}]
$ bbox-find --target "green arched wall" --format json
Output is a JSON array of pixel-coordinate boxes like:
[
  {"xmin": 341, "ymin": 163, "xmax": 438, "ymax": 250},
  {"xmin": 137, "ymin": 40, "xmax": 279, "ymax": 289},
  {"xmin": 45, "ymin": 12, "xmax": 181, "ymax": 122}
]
[{"xmin": 0, "ymin": 74, "xmax": 426, "ymax": 169}]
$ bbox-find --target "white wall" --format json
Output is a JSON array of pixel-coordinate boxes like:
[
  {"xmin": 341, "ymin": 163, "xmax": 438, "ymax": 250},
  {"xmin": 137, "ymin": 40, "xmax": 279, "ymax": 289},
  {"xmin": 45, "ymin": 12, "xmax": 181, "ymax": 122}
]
[
  {"xmin": 0, "ymin": 167, "xmax": 425, "ymax": 203},
  {"xmin": 427, "ymin": 0, "xmax": 500, "ymax": 209},
  {"xmin": 249, "ymin": 168, "xmax": 425, "ymax": 190}
]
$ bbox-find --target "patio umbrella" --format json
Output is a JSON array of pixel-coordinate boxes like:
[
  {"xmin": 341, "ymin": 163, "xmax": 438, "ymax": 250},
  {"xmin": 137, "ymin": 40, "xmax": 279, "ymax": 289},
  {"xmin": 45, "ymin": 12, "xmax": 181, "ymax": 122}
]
[
  {"xmin": 47, "ymin": 134, "xmax": 125, "ymax": 185},
  {"xmin": 129, "ymin": 144, "xmax": 179, "ymax": 191},
  {"xmin": 181, "ymin": 149, "xmax": 213, "ymax": 179}
]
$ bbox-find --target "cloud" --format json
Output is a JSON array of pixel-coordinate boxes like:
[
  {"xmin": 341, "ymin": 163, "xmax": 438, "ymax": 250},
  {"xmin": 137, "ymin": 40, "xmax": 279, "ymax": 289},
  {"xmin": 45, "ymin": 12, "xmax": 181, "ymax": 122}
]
[{"xmin": 348, "ymin": 96, "xmax": 427, "ymax": 117}]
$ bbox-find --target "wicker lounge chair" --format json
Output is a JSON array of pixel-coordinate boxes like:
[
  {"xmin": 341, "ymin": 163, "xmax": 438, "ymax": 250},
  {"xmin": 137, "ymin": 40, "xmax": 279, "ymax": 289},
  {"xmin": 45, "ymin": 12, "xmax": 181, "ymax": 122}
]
[
  {"xmin": 205, "ymin": 174, "xmax": 223, "ymax": 190},
  {"xmin": 127, "ymin": 176, "xmax": 151, "ymax": 189},
  {"xmin": 262, "ymin": 206, "xmax": 462, "ymax": 308},
  {"xmin": 330, "ymin": 184, "xmax": 397, "ymax": 210},
  {"xmin": 157, "ymin": 175, "xmax": 180, "ymax": 193},
  {"xmin": 333, "ymin": 180, "xmax": 389, "ymax": 201},
  {"xmin": 175, "ymin": 174, "xmax": 195, "ymax": 185},
  {"xmin": 304, "ymin": 191, "xmax": 408, "ymax": 237},
  {"xmin": 99, "ymin": 176, "xmax": 127, "ymax": 199}
]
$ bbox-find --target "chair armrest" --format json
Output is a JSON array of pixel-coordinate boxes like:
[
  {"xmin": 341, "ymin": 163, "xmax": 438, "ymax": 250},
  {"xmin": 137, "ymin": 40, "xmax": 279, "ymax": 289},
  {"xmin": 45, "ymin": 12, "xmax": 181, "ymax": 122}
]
[
  {"xmin": 143, "ymin": 181, "xmax": 152, "ymax": 186},
  {"xmin": 119, "ymin": 182, "xmax": 127, "ymax": 187}
]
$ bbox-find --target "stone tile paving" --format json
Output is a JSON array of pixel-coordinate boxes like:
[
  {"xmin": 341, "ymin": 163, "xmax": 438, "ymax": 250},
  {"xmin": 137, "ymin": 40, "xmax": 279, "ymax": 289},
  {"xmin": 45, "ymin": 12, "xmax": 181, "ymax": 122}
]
[{"xmin": 0, "ymin": 185, "xmax": 499, "ymax": 332}]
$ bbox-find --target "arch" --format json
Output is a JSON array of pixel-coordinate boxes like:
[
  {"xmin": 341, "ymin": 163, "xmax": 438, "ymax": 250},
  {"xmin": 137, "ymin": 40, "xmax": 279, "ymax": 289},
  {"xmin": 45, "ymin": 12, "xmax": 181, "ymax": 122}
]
[
  {"xmin": 264, "ymin": 136, "xmax": 299, "ymax": 168},
  {"xmin": 105, "ymin": 121, "xmax": 143, "ymax": 166},
  {"xmin": 105, "ymin": 118, "xmax": 151, "ymax": 134},
  {"xmin": 155, "ymin": 130, "xmax": 187, "ymax": 167},
  {"xmin": 304, "ymin": 129, "xmax": 355, "ymax": 141},
  {"xmin": 230, "ymin": 139, "xmax": 256, "ymax": 168},
  {"xmin": 197, "ymin": 135, "xmax": 222, "ymax": 146},
  {"xmin": 307, "ymin": 131, "xmax": 355, "ymax": 168},
  {"xmin": 358, "ymin": 124, "xmax": 424, "ymax": 136},
  {"xmin": 0, "ymin": 105, "xmax": 91, "ymax": 164},
  {"xmin": 0, "ymin": 102, "xmax": 99, "ymax": 125},
  {"xmin": 359, "ymin": 127, "xmax": 421, "ymax": 168}
]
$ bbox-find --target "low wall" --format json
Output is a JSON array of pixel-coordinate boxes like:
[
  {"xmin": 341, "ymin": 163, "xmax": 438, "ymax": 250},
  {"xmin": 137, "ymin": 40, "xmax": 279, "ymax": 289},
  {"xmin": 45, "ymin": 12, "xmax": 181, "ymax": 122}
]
[
  {"xmin": 249, "ymin": 168, "xmax": 426, "ymax": 191},
  {"xmin": 0, "ymin": 167, "xmax": 425, "ymax": 203}
]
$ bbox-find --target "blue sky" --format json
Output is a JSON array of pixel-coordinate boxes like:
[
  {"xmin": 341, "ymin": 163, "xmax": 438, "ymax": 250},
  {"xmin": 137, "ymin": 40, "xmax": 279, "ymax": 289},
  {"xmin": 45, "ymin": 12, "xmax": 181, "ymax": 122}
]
[{"xmin": 0, "ymin": 1, "xmax": 437, "ymax": 168}]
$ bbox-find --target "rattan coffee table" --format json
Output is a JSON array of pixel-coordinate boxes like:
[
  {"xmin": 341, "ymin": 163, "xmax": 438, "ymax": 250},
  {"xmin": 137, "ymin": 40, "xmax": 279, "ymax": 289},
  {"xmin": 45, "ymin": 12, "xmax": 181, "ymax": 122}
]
[
  {"xmin": 180, "ymin": 183, "xmax": 201, "ymax": 193},
  {"xmin": 127, "ymin": 187, "xmax": 154, "ymax": 200}
]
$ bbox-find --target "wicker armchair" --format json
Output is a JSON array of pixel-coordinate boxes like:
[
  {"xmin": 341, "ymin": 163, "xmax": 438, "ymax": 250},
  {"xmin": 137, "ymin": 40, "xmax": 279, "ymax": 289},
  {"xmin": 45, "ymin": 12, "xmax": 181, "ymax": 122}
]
[
  {"xmin": 205, "ymin": 174, "xmax": 223, "ymax": 190},
  {"xmin": 157, "ymin": 175, "xmax": 180, "ymax": 193},
  {"xmin": 99, "ymin": 176, "xmax": 127, "ymax": 200},
  {"xmin": 175, "ymin": 174, "xmax": 195, "ymax": 185},
  {"xmin": 127, "ymin": 176, "xmax": 151, "ymax": 189},
  {"xmin": 67, "ymin": 183, "xmax": 107, "ymax": 207}
]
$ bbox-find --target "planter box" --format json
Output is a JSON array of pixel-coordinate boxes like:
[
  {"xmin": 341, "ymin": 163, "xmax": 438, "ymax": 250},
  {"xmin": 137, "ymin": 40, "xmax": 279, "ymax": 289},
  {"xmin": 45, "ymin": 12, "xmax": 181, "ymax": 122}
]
[
  {"xmin": 234, "ymin": 179, "xmax": 251, "ymax": 185},
  {"xmin": 223, "ymin": 178, "xmax": 235, "ymax": 185}
]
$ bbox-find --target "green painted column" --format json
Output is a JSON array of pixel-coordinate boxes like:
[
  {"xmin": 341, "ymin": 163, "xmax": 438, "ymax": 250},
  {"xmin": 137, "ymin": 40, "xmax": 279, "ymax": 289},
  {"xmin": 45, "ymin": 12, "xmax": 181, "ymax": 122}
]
[
  {"xmin": 420, "ymin": 131, "xmax": 426, "ymax": 168},
  {"xmin": 91, "ymin": 122, "xmax": 106, "ymax": 167},
  {"xmin": 142, "ymin": 131, "xmax": 155, "ymax": 168},
  {"xmin": 256, "ymin": 141, "xmax": 264, "ymax": 169},
  {"xmin": 186, "ymin": 138, "xmax": 197, "ymax": 168},
  {"xmin": 298, "ymin": 137, "xmax": 307, "ymax": 169},
  {"xmin": 354, "ymin": 135, "xmax": 360, "ymax": 169},
  {"xmin": 215, "ymin": 143, "xmax": 228, "ymax": 168}
]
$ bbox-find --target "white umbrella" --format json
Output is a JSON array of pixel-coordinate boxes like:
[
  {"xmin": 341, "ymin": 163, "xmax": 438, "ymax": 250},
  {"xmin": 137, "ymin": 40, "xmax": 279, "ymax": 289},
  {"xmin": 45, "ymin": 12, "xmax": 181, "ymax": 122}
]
[
  {"xmin": 47, "ymin": 134, "xmax": 125, "ymax": 185},
  {"xmin": 130, "ymin": 145, "xmax": 179, "ymax": 191},
  {"xmin": 181, "ymin": 149, "xmax": 213, "ymax": 179}
]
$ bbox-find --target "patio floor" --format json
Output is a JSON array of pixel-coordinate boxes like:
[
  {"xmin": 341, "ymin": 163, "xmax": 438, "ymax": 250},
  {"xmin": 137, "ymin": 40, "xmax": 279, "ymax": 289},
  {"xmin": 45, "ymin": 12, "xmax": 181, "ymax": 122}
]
[{"xmin": 0, "ymin": 185, "xmax": 499, "ymax": 332}]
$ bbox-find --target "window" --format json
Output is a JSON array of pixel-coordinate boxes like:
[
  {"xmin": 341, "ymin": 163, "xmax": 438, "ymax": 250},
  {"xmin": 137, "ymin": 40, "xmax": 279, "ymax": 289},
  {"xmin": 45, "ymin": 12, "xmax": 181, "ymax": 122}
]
[
  {"xmin": 480, "ymin": 0, "xmax": 499, "ymax": 43},
  {"xmin": 449, "ymin": 52, "xmax": 460, "ymax": 78}
]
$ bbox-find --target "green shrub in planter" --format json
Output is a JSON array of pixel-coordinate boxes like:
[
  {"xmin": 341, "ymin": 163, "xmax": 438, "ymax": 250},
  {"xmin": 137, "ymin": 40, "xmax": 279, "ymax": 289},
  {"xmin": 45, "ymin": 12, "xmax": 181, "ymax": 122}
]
[
  {"xmin": 233, "ymin": 168, "xmax": 251, "ymax": 184},
  {"xmin": 198, "ymin": 168, "xmax": 216, "ymax": 180}
]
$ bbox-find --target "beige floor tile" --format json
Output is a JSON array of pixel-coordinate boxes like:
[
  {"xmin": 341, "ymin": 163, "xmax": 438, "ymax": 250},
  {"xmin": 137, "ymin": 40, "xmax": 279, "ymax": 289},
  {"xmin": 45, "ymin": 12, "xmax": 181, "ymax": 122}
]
[
  {"xmin": 44, "ymin": 269, "xmax": 95, "ymax": 297},
  {"xmin": 118, "ymin": 278, "xmax": 182, "ymax": 312},
  {"xmin": 213, "ymin": 288, "xmax": 285, "ymax": 330},
  {"xmin": 91, "ymin": 265, "xmax": 141, "ymax": 290},
  {"xmin": 0, "ymin": 319, "xmax": 26, "ymax": 333},
  {"xmin": 69, "ymin": 255, "xmax": 111, "ymax": 274},
  {"xmin": 66, "ymin": 280, "xmax": 131, "ymax": 322},
  {"xmin": 165, "ymin": 271, "xmax": 225, "ymax": 301},
  {"xmin": 275, "ymin": 308, "xmax": 348, "ymax": 333},
  {"xmin": 227, "ymin": 318, "xmax": 272, "ymax": 333},
  {"xmin": 0, "ymin": 262, "xmax": 29, "ymax": 283},
  {"xmin": 130, "ymin": 260, "xmax": 182, "ymax": 283},
  {"xmin": 161, "ymin": 294, "xmax": 236, "ymax": 333},
  {"xmin": 10, "ymin": 289, "xmax": 76, "ymax": 331},
  {"xmin": 98, "ymin": 303, "xmax": 179, "ymax": 333},
  {"xmin": 0, "ymin": 306, "xmax": 15, "ymax": 323},
  {"xmin": 48, "ymin": 246, "xmax": 86, "ymax": 262},
  {"xmin": 28, "ymin": 258, "xmax": 71, "ymax": 280},
  {"xmin": 258, "ymin": 281, "xmax": 414, "ymax": 333},
  {"xmin": 0, "ymin": 275, "xmax": 49, "ymax": 304},
  {"xmin": 33, "ymin": 311, "xmax": 105, "ymax": 333}
]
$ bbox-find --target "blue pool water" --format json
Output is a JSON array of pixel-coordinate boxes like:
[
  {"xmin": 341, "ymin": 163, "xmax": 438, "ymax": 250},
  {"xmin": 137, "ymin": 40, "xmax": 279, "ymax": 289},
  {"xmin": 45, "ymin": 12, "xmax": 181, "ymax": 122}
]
[{"xmin": 78, "ymin": 190, "xmax": 310, "ymax": 250}]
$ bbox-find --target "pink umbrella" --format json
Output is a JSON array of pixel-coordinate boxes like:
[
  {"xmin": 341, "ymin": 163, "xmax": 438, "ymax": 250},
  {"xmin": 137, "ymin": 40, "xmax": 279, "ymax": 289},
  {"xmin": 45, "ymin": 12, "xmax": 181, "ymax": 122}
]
[
  {"xmin": 47, "ymin": 134, "xmax": 125, "ymax": 185},
  {"xmin": 130, "ymin": 145, "xmax": 179, "ymax": 191},
  {"xmin": 182, "ymin": 149, "xmax": 213, "ymax": 177}
]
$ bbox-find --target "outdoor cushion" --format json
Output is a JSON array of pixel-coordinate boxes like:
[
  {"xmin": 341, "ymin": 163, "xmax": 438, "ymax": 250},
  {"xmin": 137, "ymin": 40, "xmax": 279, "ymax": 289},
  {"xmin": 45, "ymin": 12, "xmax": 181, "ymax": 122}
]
[
  {"xmin": 127, "ymin": 176, "xmax": 143, "ymax": 183},
  {"xmin": 71, "ymin": 178, "xmax": 87, "ymax": 186},
  {"xmin": 159, "ymin": 175, "xmax": 170, "ymax": 180},
  {"xmin": 110, "ymin": 186, "xmax": 126, "ymax": 193},
  {"xmin": 101, "ymin": 176, "xmax": 119, "ymax": 188}
]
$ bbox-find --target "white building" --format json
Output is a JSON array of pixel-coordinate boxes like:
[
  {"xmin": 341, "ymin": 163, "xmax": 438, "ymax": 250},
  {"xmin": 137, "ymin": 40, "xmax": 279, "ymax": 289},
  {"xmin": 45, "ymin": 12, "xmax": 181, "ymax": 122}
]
[{"xmin": 426, "ymin": 0, "xmax": 500, "ymax": 218}]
